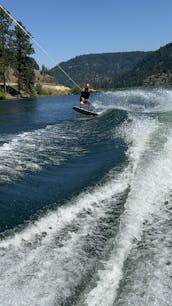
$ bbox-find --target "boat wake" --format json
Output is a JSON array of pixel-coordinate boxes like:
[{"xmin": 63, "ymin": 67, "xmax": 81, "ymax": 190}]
[{"xmin": 0, "ymin": 88, "xmax": 172, "ymax": 305}]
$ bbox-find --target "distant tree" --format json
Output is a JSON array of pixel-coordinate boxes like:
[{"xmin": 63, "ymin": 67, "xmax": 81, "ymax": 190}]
[
  {"xmin": 41, "ymin": 65, "xmax": 48, "ymax": 75},
  {"xmin": 13, "ymin": 21, "xmax": 35, "ymax": 94},
  {"xmin": 0, "ymin": 7, "xmax": 14, "ymax": 92}
]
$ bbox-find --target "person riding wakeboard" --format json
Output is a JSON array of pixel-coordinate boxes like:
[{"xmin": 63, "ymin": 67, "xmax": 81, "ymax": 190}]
[{"xmin": 80, "ymin": 83, "xmax": 96, "ymax": 111}]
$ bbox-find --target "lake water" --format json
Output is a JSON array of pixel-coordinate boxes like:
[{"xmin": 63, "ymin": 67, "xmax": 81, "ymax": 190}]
[{"xmin": 0, "ymin": 88, "xmax": 172, "ymax": 306}]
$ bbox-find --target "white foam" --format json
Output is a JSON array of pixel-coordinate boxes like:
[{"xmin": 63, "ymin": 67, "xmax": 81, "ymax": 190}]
[
  {"xmin": 0, "ymin": 112, "xmax": 160, "ymax": 306},
  {"xmin": 0, "ymin": 166, "xmax": 130, "ymax": 306},
  {"xmin": 94, "ymin": 88, "xmax": 172, "ymax": 113},
  {"xmin": 1, "ymin": 91, "xmax": 171, "ymax": 305},
  {"xmin": 86, "ymin": 123, "xmax": 172, "ymax": 306},
  {"xmin": 115, "ymin": 198, "xmax": 172, "ymax": 306},
  {"xmin": 0, "ymin": 124, "xmax": 83, "ymax": 183}
]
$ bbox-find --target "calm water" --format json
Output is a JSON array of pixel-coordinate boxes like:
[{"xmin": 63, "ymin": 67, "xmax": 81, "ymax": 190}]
[{"xmin": 0, "ymin": 88, "xmax": 172, "ymax": 305}]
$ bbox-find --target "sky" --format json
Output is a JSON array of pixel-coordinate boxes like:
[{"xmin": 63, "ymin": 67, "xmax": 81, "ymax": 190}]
[{"xmin": 1, "ymin": 0, "xmax": 172, "ymax": 69}]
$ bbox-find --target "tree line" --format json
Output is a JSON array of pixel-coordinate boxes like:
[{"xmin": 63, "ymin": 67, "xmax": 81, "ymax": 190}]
[
  {"xmin": 49, "ymin": 51, "xmax": 149, "ymax": 89},
  {"xmin": 50, "ymin": 42, "xmax": 172, "ymax": 89},
  {"xmin": 0, "ymin": 7, "xmax": 38, "ymax": 96}
]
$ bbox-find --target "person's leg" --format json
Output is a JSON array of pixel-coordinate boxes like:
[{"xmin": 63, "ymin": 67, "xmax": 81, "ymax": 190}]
[
  {"xmin": 85, "ymin": 99, "xmax": 92, "ymax": 110},
  {"xmin": 80, "ymin": 97, "xmax": 84, "ymax": 108}
]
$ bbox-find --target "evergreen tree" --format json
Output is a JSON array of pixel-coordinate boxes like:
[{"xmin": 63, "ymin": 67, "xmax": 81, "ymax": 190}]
[
  {"xmin": 0, "ymin": 7, "xmax": 13, "ymax": 93},
  {"xmin": 13, "ymin": 21, "xmax": 35, "ymax": 94},
  {"xmin": 41, "ymin": 65, "xmax": 48, "ymax": 75}
]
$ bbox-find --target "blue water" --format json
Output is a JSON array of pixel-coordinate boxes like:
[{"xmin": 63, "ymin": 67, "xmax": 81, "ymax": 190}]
[{"xmin": 0, "ymin": 88, "xmax": 172, "ymax": 306}]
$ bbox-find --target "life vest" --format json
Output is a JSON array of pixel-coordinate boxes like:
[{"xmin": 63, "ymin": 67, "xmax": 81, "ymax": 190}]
[{"xmin": 80, "ymin": 87, "xmax": 90, "ymax": 99}]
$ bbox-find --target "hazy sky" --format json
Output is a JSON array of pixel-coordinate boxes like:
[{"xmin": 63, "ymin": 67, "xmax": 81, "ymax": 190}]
[{"xmin": 1, "ymin": 0, "xmax": 172, "ymax": 68}]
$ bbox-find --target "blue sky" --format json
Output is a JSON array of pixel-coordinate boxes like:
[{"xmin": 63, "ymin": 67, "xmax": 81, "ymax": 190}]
[{"xmin": 1, "ymin": 0, "xmax": 172, "ymax": 68}]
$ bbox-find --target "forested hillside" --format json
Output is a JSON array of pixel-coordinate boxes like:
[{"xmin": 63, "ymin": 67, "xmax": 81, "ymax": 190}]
[
  {"xmin": 49, "ymin": 52, "xmax": 149, "ymax": 88},
  {"xmin": 116, "ymin": 43, "xmax": 172, "ymax": 88},
  {"xmin": 50, "ymin": 42, "xmax": 172, "ymax": 89}
]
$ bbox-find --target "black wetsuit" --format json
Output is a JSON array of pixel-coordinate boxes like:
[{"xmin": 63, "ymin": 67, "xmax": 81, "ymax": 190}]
[{"xmin": 80, "ymin": 87, "xmax": 90, "ymax": 101}]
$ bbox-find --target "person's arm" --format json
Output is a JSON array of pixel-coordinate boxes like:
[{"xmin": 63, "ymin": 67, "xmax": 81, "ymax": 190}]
[{"xmin": 90, "ymin": 88, "xmax": 96, "ymax": 93}]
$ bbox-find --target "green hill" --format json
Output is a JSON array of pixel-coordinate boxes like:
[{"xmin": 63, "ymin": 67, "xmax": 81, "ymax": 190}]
[
  {"xmin": 50, "ymin": 42, "xmax": 172, "ymax": 89},
  {"xmin": 49, "ymin": 51, "xmax": 149, "ymax": 88},
  {"xmin": 117, "ymin": 42, "xmax": 172, "ymax": 88}
]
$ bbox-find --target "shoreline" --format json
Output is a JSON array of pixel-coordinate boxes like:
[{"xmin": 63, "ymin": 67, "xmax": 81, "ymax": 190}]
[{"xmin": 0, "ymin": 83, "xmax": 71, "ymax": 101}]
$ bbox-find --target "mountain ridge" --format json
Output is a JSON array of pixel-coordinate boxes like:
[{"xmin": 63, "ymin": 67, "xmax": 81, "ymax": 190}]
[
  {"xmin": 49, "ymin": 42, "xmax": 172, "ymax": 89},
  {"xmin": 49, "ymin": 51, "xmax": 150, "ymax": 88}
]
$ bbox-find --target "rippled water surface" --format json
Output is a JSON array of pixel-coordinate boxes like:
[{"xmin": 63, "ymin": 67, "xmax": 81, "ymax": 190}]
[{"xmin": 0, "ymin": 88, "xmax": 172, "ymax": 306}]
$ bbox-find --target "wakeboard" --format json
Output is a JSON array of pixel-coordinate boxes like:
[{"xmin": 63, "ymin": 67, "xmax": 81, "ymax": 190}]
[{"xmin": 73, "ymin": 106, "xmax": 98, "ymax": 116}]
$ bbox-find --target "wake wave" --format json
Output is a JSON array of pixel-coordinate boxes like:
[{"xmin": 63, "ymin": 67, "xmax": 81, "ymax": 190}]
[
  {"xmin": 0, "ymin": 123, "xmax": 83, "ymax": 183},
  {"xmin": 0, "ymin": 113, "xmax": 164, "ymax": 306},
  {"xmin": 1, "ymin": 88, "xmax": 172, "ymax": 305},
  {"xmin": 0, "ymin": 107, "xmax": 127, "ymax": 183},
  {"xmin": 0, "ymin": 166, "xmax": 130, "ymax": 306},
  {"xmin": 86, "ymin": 118, "xmax": 172, "ymax": 306},
  {"xmin": 115, "ymin": 198, "xmax": 172, "ymax": 306},
  {"xmin": 94, "ymin": 87, "xmax": 172, "ymax": 113}
]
